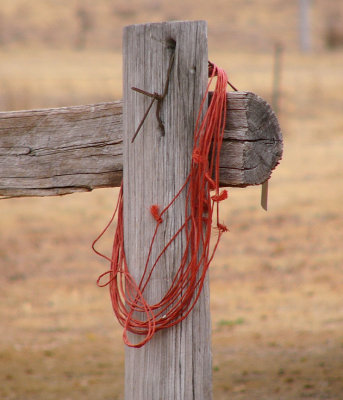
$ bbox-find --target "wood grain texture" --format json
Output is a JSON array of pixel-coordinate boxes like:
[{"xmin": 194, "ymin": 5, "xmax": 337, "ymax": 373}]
[
  {"xmin": 218, "ymin": 91, "xmax": 283, "ymax": 187},
  {"xmin": 0, "ymin": 94, "xmax": 282, "ymax": 198},
  {"xmin": 123, "ymin": 21, "xmax": 211, "ymax": 400},
  {"xmin": 0, "ymin": 102, "xmax": 123, "ymax": 198}
]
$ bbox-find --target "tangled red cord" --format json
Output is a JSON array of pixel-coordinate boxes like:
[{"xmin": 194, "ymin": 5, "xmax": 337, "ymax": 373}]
[{"xmin": 93, "ymin": 62, "xmax": 229, "ymax": 348}]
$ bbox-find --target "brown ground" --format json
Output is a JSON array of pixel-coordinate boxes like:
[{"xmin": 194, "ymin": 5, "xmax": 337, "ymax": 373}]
[{"xmin": 1, "ymin": 38, "xmax": 343, "ymax": 400}]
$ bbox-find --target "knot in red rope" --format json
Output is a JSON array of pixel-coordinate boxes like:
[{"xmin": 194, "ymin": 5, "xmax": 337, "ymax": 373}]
[
  {"xmin": 192, "ymin": 148, "xmax": 207, "ymax": 164},
  {"xmin": 217, "ymin": 222, "xmax": 229, "ymax": 233},
  {"xmin": 211, "ymin": 190, "xmax": 228, "ymax": 202},
  {"xmin": 150, "ymin": 204, "xmax": 163, "ymax": 224}
]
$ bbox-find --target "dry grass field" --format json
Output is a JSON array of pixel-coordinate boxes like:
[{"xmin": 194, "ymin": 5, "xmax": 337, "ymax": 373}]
[
  {"xmin": 1, "ymin": 2, "xmax": 343, "ymax": 399},
  {"xmin": 0, "ymin": 0, "xmax": 342, "ymax": 52}
]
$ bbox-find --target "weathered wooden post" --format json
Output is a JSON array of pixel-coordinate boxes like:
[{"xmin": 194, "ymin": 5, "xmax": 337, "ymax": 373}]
[{"xmin": 123, "ymin": 21, "xmax": 210, "ymax": 399}]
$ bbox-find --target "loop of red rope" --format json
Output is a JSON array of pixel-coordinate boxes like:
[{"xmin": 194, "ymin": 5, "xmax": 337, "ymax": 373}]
[{"xmin": 93, "ymin": 62, "xmax": 229, "ymax": 348}]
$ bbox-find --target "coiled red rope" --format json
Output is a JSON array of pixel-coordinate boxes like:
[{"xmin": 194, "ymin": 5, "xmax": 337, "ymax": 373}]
[{"xmin": 93, "ymin": 62, "xmax": 229, "ymax": 348}]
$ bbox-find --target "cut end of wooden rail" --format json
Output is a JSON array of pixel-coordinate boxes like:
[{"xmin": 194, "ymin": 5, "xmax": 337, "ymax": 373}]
[
  {"xmin": 0, "ymin": 93, "xmax": 282, "ymax": 199},
  {"xmin": 213, "ymin": 91, "xmax": 283, "ymax": 188}
]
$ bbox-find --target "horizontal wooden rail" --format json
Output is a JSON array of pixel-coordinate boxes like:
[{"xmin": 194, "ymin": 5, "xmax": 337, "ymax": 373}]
[{"xmin": 0, "ymin": 91, "xmax": 282, "ymax": 198}]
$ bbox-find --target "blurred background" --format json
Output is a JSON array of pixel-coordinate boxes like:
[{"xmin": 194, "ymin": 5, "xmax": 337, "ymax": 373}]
[{"xmin": 1, "ymin": 0, "xmax": 343, "ymax": 399}]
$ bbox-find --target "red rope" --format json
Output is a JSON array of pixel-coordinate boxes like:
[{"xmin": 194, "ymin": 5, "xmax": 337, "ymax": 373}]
[{"xmin": 93, "ymin": 62, "xmax": 229, "ymax": 348}]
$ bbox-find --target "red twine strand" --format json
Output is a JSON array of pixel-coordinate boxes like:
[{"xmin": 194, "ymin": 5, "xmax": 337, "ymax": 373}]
[{"xmin": 93, "ymin": 62, "xmax": 229, "ymax": 348}]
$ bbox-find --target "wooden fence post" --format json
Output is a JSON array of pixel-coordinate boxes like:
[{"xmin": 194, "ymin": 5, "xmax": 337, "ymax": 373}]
[
  {"xmin": 299, "ymin": 0, "xmax": 311, "ymax": 52},
  {"xmin": 123, "ymin": 21, "xmax": 211, "ymax": 399}
]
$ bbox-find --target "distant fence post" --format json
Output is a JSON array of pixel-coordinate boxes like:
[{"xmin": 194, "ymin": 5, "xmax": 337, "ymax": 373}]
[
  {"xmin": 123, "ymin": 21, "xmax": 211, "ymax": 399},
  {"xmin": 299, "ymin": 0, "xmax": 311, "ymax": 52}
]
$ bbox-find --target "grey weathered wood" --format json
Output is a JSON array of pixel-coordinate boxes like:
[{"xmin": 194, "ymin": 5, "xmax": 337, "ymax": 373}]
[
  {"xmin": 0, "ymin": 92, "xmax": 282, "ymax": 199},
  {"xmin": 123, "ymin": 21, "xmax": 211, "ymax": 400},
  {"xmin": 0, "ymin": 102, "xmax": 123, "ymax": 198},
  {"xmin": 219, "ymin": 91, "xmax": 283, "ymax": 187}
]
